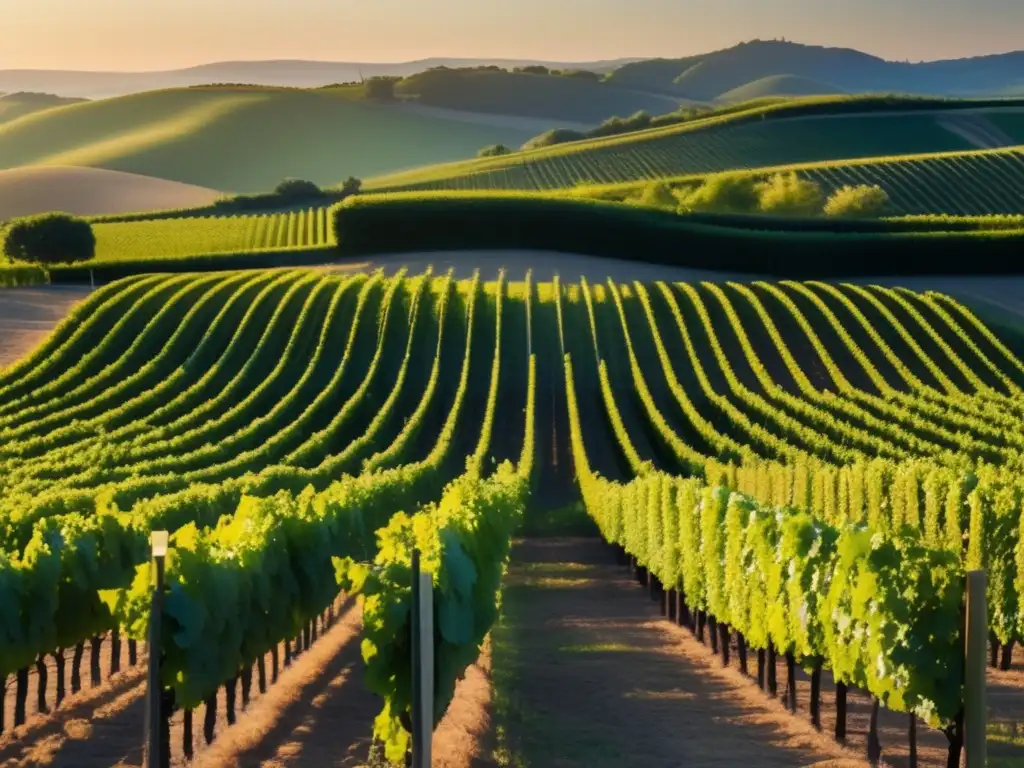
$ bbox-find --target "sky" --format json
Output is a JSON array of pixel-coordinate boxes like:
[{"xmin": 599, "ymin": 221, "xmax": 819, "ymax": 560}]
[{"xmin": 1, "ymin": 0, "xmax": 1022, "ymax": 71}]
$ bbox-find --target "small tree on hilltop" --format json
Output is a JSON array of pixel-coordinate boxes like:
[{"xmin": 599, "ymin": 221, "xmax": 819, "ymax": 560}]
[
  {"xmin": 274, "ymin": 178, "xmax": 322, "ymax": 200},
  {"xmin": 823, "ymin": 184, "xmax": 891, "ymax": 218},
  {"xmin": 2, "ymin": 212, "xmax": 95, "ymax": 264},
  {"xmin": 755, "ymin": 172, "xmax": 824, "ymax": 216},
  {"xmin": 478, "ymin": 144, "xmax": 513, "ymax": 157},
  {"xmin": 340, "ymin": 176, "xmax": 362, "ymax": 196},
  {"xmin": 677, "ymin": 173, "xmax": 760, "ymax": 214}
]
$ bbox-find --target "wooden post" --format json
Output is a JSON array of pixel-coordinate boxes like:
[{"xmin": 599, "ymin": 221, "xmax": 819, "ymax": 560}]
[
  {"xmin": 144, "ymin": 530, "xmax": 169, "ymax": 768},
  {"xmin": 835, "ymin": 682, "xmax": 848, "ymax": 740},
  {"xmin": 964, "ymin": 570, "xmax": 987, "ymax": 768},
  {"xmin": 411, "ymin": 548, "xmax": 435, "ymax": 768}
]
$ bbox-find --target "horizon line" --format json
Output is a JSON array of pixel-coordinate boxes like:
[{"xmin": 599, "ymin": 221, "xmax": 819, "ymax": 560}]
[{"xmin": 3, "ymin": 38, "xmax": 1023, "ymax": 76}]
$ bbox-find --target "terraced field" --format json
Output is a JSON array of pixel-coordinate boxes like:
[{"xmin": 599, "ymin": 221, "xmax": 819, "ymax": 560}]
[
  {"xmin": 582, "ymin": 146, "xmax": 1024, "ymax": 215},
  {"xmin": 87, "ymin": 207, "xmax": 334, "ymax": 261},
  {"xmin": 365, "ymin": 110, "xmax": 1011, "ymax": 192},
  {"xmin": 5, "ymin": 269, "xmax": 1024, "ymax": 764}
]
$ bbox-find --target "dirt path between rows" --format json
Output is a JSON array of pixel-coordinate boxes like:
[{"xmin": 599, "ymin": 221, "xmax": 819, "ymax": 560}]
[
  {"xmin": 0, "ymin": 285, "xmax": 92, "ymax": 369},
  {"xmin": 490, "ymin": 537, "xmax": 864, "ymax": 768}
]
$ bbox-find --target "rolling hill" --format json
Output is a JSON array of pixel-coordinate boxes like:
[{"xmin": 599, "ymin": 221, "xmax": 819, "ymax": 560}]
[
  {"xmin": 0, "ymin": 166, "xmax": 221, "ymax": 220},
  {"xmin": 0, "ymin": 92, "xmax": 86, "ymax": 125},
  {"xmin": 718, "ymin": 75, "xmax": 846, "ymax": 102},
  {"xmin": 395, "ymin": 67, "xmax": 687, "ymax": 124},
  {"xmin": 605, "ymin": 40, "xmax": 1024, "ymax": 99},
  {"xmin": 365, "ymin": 98, "xmax": 1024, "ymax": 193},
  {"xmin": 0, "ymin": 57, "xmax": 644, "ymax": 99},
  {"xmin": 0, "ymin": 86, "xmax": 538, "ymax": 193}
]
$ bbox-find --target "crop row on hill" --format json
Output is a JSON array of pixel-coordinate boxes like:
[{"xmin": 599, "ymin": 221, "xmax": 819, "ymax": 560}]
[
  {"xmin": 6, "ymin": 192, "xmax": 1024, "ymax": 281},
  {"xmin": 4, "ymin": 269, "xmax": 1024, "ymax": 758}
]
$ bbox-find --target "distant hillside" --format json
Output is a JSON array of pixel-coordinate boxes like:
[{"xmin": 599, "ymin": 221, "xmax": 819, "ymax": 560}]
[
  {"xmin": 563, "ymin": 146, "xmax": 1024, "ymax": 217},
  {"xmin": 0, "ymin": 57, "xmax": 644, "ymax": 99},
  {"xmin": 0, "ymin": 166, "xmax": 220, "ymax": 220},
  {"xmin": 0, "ymin": 86, "xmax": 537, "ymax": 193},
  {"xmin": 396, "ymin": 67, "xmax": 687, "ymax": 124},
  {"xmin": 364, "ymin": 97, "xmax": 1024, "ymax": 193},
  {"xmin": 606, "ymin": 40, "xmax": 1024, "ymax": 99},
  {"xmin": 0, "ymin": 92, "xmax": 86, "ymax": 125},
  {"xmin": 718, "ymin": 75, "xmax": 845, "ymax": 102}
]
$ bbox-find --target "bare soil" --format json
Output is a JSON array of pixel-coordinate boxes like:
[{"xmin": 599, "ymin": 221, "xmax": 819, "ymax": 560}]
[
  {"xmin": 0, "ymin": 286, "xmax": 92, "ymax": 370},
  {"xmin": 489, "ymin": 537, "xmax": 865, "ymax": 768}
]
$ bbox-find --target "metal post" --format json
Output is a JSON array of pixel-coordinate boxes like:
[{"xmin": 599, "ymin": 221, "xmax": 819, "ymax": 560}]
[
  {"xmin": 964, "ymin": 570, "xmax": 987, "ymax": 768},
  {"xmin": 418, "ymin": 567, "xmax": 434, "ymax": 768},
  {"xmin": 145, "ymin": 531, "xmax": 169, "ymax": 768},
  {"xmin": 410, "ymin": 548, "xmax": 423, "ymax": 768}
]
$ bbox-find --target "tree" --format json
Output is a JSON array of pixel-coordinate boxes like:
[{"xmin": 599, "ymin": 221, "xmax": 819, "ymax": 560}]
[
  {"xmin": 274, "ymin": 178, "xmax": 322, "ymax": 200},
  {"xmin": 3, "ymin": 213, "xmax": 95, "ymax": 264},
  {"xmin": 514, "ymin": 65, "xmax": 549, "ymax": 76},
  {"xmin": 365, "ymin": 76, "xmax": 398, "ymax": 100},
  {"xmin": 558, "ymin": 69, "xmax": 602, "ymax": 82},
  {"xmin": 754, "ymin": 172, "xmax": 824, "ymax": 216},
  {"xmin": 823, "ymin": 185, "xmax": 891, "ymax": 218},
  {"xmin": 340, "ymin": 176, "xmax": 362, "ymax": 196},
  {"xmin": 477, "ymin": 144, "xmax": 513, "ymax": 157}
]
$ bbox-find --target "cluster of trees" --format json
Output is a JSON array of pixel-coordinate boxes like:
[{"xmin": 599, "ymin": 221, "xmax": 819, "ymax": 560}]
[
  {"xmin": 638, "ymin": 173, "xmax": 892, "ymax": 218},
  {"xmin": 511, "ymin": 65, "xmax": 603, "ymax": 81},
  {"xmin": 477, "ymin": 144, "xmax": 513, "ymax": 157},
  {"xmin": 523, "ymin": 105, "xmax": 714, "ymax": 150}
]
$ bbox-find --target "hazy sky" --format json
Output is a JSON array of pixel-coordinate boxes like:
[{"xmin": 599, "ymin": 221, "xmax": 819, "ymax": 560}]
[{"xmin": 2, "ymin": 0, "xmax": 1022, "ymax": 71}]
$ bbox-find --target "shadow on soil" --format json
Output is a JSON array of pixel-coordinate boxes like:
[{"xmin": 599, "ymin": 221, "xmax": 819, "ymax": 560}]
[{"xmin": 487, "ymin": 537, "xmax": 848, "ymax": 768}]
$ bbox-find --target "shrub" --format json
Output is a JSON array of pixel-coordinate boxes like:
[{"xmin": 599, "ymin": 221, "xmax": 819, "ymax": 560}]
[
  {"xmin": 824, "ymin": 185, "xmax": 891, "ymax": 218},
  {"xmin": 273, "ymin": 178, "xmax": 322, "ymax": 200},
  {"xmin": 639, "ymin": 182, "xmax": 679, "ymax": 211},
  {"xmin": 678, "ymin": 173, "xmax": 760, "ymax": 214},
  {"xmin": 340, "ymin": 176, "xmax": 362, "ymax": 196},
  {"xmin": 478, "ymin": 144, "xmax": 513, "ymax": 158},
  {"xmin": 591, "ymin": 110, "xmax": 652, "ymax": 138},
  {"xmin": 755, "ymin": 172, "xmax": 824, "ymax": 216},
  {"xmin": 365, "ymin": 76, "xmax": 399, "ymax": 100},
  {"xmin": 521, "ymin": 128, "xmax": 587, "ymax": 150},
  {"xmin": 3, "ymin": 213, "xmax": 95, "ymax": 264}
]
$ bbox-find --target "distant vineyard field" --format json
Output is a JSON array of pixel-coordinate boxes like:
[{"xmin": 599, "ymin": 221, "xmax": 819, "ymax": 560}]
[
  {"xmin": 88, "ymin": 207, "xmax": 333, "ymax": 261},
  {"xmin": 541, "ymin": 147, "xmax": 1024, "ymax": 216},
  {"xmin": 5, "ymin": 270, "xmax": 1024, "ymax": 757},
  {"xmin": 366, "ymin": 111, "xmax": 991, "ymax": 192}
]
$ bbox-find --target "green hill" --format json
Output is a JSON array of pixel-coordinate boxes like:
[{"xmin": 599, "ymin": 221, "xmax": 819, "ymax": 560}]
[
  {"xmin": 0, "ymin": 92, "xmax": 85, "ymax": 125},
  {"xmin": 605, "ymin": 39, "xmax": 1024, "ymax": 98},
  {"xmin": 718, "ymin": 75, "xmax": 845, "ymax": 102},
  {"xmin": 395, "ymin": 67, "xmax": 687, "ymax": 124},
  {"xmin": 0, "ymin": 86, "xmax": 537, "ymax": 193},
  {"xmin": 365, "ymin": 97, "xmax": 1017, "ymax": 193},
  {"xmin": 988, "ymin": 111, "xmax": 1024, "ymax": 143}
]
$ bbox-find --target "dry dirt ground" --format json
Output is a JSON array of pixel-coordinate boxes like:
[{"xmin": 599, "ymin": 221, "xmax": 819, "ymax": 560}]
[
  {"xmin": 7, "ymin": 537, "xmax": 1024, "ymax": 767},
  {"xmin": 0, "ymin": 166, "xmax": 221, "ymax": 220},
  {"xmin": 0, "ymin": 285, "xmax": 93, "ymax": 370}
]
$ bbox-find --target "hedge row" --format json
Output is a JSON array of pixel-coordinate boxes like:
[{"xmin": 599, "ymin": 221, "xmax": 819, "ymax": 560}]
[
  {"xmin": 333, "ymin": 193, "xmax": 1024, "ymax": 277},
  {"xmin": 0, "ymin": 266, "xmax": 50, "ymax": 288}
]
